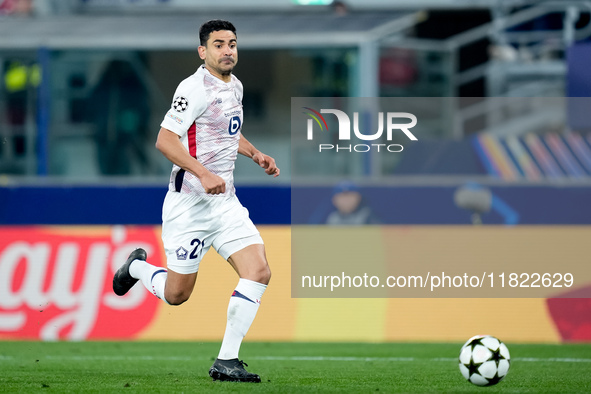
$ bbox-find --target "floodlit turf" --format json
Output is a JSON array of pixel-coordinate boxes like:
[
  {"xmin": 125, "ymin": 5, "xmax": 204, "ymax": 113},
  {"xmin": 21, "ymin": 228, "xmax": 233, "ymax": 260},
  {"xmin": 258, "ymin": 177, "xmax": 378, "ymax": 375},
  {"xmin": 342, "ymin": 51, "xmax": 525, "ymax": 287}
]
[{"xmin": 0, "ymin": 341, "xmax": 590, "ymax": 393}]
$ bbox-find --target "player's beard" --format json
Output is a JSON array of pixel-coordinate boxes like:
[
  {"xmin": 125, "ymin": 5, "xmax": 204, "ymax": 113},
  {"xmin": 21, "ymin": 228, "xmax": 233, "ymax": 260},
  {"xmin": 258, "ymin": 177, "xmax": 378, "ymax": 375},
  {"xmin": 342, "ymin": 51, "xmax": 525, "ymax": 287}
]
[{"xmin": 219, "ymin": 57, "xmax": 235, "ymax": 76}]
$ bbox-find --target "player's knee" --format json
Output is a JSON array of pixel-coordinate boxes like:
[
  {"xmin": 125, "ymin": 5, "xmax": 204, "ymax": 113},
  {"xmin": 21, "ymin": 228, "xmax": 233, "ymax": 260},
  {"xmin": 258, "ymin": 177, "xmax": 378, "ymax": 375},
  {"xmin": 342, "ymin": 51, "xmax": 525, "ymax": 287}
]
[
  {"xmin": 255, "ymin": 265, "xmax": 271, "ymax": 285},
  {"xmin": 166, "ymin": 294, "xmax": 189, "ymax": 306},
  {"xmin": 164, "ymin": 288, "xmax": 192, "ymax": 306}
]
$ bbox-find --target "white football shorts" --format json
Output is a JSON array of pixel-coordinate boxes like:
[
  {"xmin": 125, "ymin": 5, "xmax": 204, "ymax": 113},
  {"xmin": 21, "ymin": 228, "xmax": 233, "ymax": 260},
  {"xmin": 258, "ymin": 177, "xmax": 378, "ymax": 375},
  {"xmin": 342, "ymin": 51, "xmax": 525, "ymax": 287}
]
[{"xmin": 161, "ymin": 191, "xmax": 263, "ymax": 274}]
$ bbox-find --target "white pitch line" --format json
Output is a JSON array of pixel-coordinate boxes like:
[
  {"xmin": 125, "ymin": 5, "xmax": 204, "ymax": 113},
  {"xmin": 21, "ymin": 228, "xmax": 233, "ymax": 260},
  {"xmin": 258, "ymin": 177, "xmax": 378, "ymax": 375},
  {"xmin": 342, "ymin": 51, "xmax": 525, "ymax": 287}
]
[
  {"xmin": 517, "ymin": 357, "xmax": 591, "ymax": 363},
  {"xmin": 252, "ymin": 356, "xmax": 591, "ymax": 363},
  {"xmin": 251, "ymin": 356, "xmax": 417, "ymax": 362},
  {"xmin": 0, "ymin": 355, "xmax": 590, "ymax": 363},
  {"xmin": 45, "ymin": 355, "xmax": 194, "ymax": 361}
]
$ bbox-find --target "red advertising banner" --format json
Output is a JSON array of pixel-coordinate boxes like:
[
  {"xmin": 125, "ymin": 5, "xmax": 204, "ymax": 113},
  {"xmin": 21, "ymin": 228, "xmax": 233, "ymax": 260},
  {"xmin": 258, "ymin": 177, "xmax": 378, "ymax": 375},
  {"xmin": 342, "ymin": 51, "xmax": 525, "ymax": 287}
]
[
  {"xmin": 0, "ymin": 225, "xmax": 587, "ymax": 343},
  {"xmin": 0, "ymin": 226, "xmax": 164, "ymax": 340}
]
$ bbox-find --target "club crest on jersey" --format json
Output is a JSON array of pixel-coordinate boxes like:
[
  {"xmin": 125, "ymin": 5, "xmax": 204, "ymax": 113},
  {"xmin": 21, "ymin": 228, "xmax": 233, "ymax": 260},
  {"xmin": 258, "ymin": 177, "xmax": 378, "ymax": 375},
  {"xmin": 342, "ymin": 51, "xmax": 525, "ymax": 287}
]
[
  {"xmin": 172, "ymin": 96, "xmax": 189, "ymax": 113},
  {"xmin": 175, "ymin": 246, "xmax": 188, "ymax": 260}
]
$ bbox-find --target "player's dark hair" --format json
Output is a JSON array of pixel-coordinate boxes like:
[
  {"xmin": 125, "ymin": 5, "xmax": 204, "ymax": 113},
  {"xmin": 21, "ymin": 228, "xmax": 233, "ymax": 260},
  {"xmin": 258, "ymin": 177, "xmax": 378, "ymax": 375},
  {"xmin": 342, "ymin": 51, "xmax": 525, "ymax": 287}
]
[{"xmin": 199, "ymin": 20, "xmax": 237, "ymax": 46}]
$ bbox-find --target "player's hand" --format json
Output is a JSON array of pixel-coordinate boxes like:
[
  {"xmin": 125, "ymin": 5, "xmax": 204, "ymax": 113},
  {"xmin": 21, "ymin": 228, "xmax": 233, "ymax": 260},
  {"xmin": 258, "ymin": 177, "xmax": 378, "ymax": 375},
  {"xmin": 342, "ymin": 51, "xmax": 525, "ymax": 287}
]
[
  {"xmin": 200, "ymin": 171, "xmax": 226, "ymax": 194},
  {"xmin": 253, "ymin": 152, "xmax": 280, "ymax": 177}
]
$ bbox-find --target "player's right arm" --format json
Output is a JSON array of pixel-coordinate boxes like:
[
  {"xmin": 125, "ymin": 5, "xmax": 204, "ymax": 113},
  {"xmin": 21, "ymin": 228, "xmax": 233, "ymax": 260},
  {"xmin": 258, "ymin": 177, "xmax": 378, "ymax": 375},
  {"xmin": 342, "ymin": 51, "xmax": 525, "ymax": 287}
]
[
  {"xmin": 155, "ymin": 127, "xmax": 225, "ymax": 194},
  {"xmin": 158, "ymin": 73, "xmax": 225, "ymax": 194}
]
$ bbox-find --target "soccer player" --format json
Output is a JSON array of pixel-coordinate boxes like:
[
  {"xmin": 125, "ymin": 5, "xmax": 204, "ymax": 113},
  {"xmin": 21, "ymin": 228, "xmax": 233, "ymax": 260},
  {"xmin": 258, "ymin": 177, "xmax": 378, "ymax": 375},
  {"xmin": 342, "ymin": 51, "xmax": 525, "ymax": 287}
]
[{"xmin": 112, "ymin": 19, "xmax": 279, "ymax": 383}]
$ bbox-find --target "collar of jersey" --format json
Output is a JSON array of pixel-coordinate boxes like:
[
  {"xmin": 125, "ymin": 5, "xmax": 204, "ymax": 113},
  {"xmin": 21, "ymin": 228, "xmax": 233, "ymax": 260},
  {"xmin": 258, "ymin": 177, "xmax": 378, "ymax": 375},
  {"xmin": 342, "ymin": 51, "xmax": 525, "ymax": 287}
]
[{"xmin": 199, "ymin": 65, "xmax": 234, "ymax": 88}]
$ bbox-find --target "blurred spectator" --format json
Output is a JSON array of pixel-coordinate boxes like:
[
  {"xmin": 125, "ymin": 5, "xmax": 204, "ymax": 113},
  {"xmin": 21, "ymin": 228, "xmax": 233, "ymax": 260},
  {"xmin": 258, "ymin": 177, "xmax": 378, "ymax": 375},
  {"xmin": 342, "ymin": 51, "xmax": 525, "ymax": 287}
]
[
  {"xmin": 1, "ymin": 60, "xmax": 41, "ymax": 169},
  {"xmin": 0, "ymin": 0, "xmax": 32, "ymax": 16},
  {"xmin": 1, "ymin": 0, "xmax": 78, "ymax": 17},
  {"xmin": 90, "ymin": 60, "xmax": 150, "ymax": 175},
  {"xmin": 454, "ymin": 182, "xmax": 519, "ymax": 225},
  {"xmin": 379, "ymin": 48, "xmax": 417, "ymax": 88},
  {"xmin": 325, "ymin": 181, "xmax": 380, "ymax": 225},
  {"xmin": 331, "ymin": 1, "xmax": 349, "ymax": 17},
  {"xmin": 3, "ymin": 60, "xmax": 41, "ymax": 125}
]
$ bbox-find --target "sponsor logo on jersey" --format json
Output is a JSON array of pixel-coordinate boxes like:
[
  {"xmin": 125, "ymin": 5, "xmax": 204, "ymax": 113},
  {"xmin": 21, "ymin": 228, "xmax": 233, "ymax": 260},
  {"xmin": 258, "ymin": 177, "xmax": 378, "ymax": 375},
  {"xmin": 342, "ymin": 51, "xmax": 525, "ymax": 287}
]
[
  {"xmin": 224, "ymin": 110, "xmax": 241, "ymax": 117},
  {"xmin": 228, "ymin": 116, "xmax": 241, "ymax": 135},
  {"xmin": 166, "ymin": 112, "xmax": 183, "ymax": 125}
]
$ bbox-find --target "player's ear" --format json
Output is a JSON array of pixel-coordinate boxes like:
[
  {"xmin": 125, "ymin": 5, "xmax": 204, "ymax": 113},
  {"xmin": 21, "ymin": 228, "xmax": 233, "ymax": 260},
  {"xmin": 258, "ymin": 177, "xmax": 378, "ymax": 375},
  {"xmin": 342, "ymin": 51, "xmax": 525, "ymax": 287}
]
[{"xmin": 198, "ymin": 45, "xmax": 206, "ymax": 60}]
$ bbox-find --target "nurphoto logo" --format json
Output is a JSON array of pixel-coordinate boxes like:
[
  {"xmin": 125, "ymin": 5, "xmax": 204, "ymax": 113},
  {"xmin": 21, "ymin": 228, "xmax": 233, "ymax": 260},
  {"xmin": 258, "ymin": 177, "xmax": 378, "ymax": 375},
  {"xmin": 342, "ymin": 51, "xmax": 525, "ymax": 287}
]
[{"xmin": 303, "ymin": 107, "xmax": 418, "ymax": 153}]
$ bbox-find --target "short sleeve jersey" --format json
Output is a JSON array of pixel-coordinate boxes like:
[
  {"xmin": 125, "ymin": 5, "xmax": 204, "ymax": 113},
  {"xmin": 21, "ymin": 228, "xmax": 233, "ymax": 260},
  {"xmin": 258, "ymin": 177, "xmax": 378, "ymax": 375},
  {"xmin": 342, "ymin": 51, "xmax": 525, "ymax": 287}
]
[{"xmin": 160, "ymin": 65, "xmax": 243, "ymax": 197}]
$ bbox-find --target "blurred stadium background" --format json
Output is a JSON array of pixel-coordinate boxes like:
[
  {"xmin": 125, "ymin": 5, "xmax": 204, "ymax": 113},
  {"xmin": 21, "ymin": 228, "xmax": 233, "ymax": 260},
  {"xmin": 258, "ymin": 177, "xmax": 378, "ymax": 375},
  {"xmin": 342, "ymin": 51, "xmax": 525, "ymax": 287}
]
[{"xmin": 1, "ymin": 0, "xmax": 591, "ymax": 346}]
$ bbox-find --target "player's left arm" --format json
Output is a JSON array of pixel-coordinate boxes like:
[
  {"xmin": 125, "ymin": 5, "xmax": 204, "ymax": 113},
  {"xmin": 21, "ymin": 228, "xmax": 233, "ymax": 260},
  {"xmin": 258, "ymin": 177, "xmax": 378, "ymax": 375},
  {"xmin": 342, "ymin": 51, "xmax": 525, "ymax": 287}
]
[{"xmin": 238, "ymin": 134, "xmax": 280, "ymax": 177}]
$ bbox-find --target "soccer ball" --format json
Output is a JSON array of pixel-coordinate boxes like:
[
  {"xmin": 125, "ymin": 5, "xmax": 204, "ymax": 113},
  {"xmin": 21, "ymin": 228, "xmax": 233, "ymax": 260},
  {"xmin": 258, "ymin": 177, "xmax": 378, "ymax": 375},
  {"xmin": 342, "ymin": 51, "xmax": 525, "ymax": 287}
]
[{"xmin": 458, "ymin": 335, "xmax": 510, "ymax": 386}]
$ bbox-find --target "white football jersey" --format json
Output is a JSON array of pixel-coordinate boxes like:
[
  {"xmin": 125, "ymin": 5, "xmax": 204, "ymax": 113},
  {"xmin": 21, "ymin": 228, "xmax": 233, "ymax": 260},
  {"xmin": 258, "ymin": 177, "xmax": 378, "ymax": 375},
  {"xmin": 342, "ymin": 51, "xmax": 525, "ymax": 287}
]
[{"xmin": 160, "ymin": 65, "xmax": 243, "ymax": 197}]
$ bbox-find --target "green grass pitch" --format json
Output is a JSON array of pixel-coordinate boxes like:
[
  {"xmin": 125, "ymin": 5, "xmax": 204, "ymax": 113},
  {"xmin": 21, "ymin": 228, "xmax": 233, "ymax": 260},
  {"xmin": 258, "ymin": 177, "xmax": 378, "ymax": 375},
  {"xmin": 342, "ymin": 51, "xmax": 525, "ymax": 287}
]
[{"xmin": 0, "ymin": 341, "xmax": 590, "ymax": 393}]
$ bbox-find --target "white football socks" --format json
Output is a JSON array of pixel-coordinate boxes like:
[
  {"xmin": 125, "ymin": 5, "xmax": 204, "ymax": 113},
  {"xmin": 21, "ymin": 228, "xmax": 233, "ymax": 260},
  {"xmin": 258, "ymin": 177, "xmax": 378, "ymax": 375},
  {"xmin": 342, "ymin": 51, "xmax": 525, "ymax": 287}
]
[
  {"xmin": 129, "ymin": 259, "xmax": 168, "ymax": 304},
  {"xmin": 218, "ymin": 278, "xmax": 267, "ymax": 360},
  {"xmin": 127, "ymin": 259, "xmax": 267, "ymax": 357}
]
